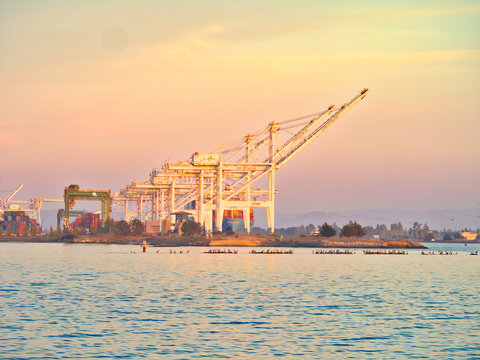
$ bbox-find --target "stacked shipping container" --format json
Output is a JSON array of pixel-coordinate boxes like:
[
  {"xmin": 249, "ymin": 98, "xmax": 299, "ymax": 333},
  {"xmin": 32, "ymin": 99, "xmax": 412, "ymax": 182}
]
[
  {"xmin": 0, "ymin": 210, "xmax": 38, "ymax": 235},
  {"xmin": 71, "ymin": 212, "xmax": 100, "ymax": 233}
]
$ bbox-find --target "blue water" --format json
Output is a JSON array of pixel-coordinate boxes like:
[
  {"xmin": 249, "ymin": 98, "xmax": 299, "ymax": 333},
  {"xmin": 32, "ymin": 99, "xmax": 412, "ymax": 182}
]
[{"xmin": 1, "ymin": 242, "xmax": 479, "ymax": 359}]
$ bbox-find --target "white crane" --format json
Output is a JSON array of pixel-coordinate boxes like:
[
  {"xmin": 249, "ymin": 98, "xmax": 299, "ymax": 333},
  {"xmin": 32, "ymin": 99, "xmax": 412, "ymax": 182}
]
[
  {"xmin": 0, "ymin": 184, "xmax": 62, "ymax": 225},
  {"xmin": 114, "ymin": 88, "xmax": 369, "ymax": 233},
  {"xmin": 0, "ymin": 184, "xmax": 24, "ymax": 214}
]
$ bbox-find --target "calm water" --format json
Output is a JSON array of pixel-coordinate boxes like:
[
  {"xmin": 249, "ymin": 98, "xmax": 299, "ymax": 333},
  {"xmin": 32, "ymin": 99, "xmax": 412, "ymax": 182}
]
[{"xmin": 1, "ymin": 242, "xmax": 479, "ymax": 359}]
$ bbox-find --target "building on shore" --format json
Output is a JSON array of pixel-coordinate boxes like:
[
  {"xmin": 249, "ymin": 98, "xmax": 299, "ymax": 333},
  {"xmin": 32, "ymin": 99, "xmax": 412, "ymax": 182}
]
[{"xmin": 460, "ymin": 231, "xmax": 478, "ymax": 241}]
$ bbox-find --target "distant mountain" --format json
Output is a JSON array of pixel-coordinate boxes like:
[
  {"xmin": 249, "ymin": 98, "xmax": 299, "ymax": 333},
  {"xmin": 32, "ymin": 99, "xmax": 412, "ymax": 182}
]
[{"xmin": 265, "ymin": 208, "xmax": 480, "ymax": 231}]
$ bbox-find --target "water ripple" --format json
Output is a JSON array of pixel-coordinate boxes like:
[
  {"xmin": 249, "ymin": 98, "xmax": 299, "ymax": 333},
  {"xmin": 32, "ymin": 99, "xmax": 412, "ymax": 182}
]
[{"xmin": 0, "ymin": 243, "xmax": 479, "ymax": 359}]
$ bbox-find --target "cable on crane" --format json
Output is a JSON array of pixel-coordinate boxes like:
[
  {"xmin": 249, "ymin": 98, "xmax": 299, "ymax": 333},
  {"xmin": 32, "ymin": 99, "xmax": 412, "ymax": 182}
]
[{"xmin": 277, "ymin": 110, "xmax": 330, "ymax": 125}]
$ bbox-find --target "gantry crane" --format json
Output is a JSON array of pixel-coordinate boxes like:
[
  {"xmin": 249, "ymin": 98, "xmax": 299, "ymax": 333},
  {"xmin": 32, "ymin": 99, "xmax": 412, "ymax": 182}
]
[
  {"xmin": 63, "ymin": 185, "xmax": 112, "ymax": 230},
  {"xmin": 0, "ymin": 184, "xmax": 63, "ymax": 225},
  {"xmin": 17, "ymin": 197, "xmax": 64, "ymax": 225},
  {"xmin": 113, "ymin": 89, "xmax": 368, "ymax": 233},
  {"xmin": 0, "ymin": 184, "xmax": 24, "ymax": 213}
]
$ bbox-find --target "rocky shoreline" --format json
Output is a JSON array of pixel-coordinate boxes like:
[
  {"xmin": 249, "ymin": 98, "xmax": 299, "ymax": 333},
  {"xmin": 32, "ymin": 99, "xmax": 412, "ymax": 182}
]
[{"xmin": 0, "ymin": 234, "xmax": 428, "ymax": 248}]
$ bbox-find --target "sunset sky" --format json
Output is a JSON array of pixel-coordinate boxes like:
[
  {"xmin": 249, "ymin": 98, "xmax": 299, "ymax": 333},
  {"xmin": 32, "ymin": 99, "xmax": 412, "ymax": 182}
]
[{"xmin": 1, "ymin": 0, "xmax": 479, "ymax": 216}]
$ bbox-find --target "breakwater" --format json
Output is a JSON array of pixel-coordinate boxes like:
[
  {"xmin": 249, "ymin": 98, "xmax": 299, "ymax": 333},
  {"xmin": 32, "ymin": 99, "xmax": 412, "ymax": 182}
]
[{"xmin": 0, "ymin": 234, "xmax": 426, "ymax": 248}]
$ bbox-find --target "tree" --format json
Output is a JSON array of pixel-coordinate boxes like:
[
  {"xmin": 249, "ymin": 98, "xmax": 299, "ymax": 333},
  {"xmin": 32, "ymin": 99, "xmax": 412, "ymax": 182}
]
[
  {"xmin": 298, "ymin": 225, "xmax": 307, "ymax": 236},
  {"xmin": 181, "ymin": 220, "xmax": 202, "ymax": 236},
  {"xmin": 130, "ymin": 219, "xmax": 144, "ymax": 235},
  {"xmin": 103, "ymin": 218, "xmax": 114, "ymax": 233},
  {"xmin": 443, "ymin": 233, "xmax": 452, "ymax": 241},
  {"xmin": 319, "ymin": 222, "xmax": 336, "ymax": 237},
  {"xmin": 424, "ymin": 232, "xmax": 435, "ymax": 241},
  {"xmin": 114, "ymin": 220, "xmax": 131, "ymax": 236},
  {"xmin": 376, "ymin": 224, "xmax": 388, "ymax": 239},
  {"xmin": 340, "ymin": 221, "xmax": 366, "ymax": 238}
]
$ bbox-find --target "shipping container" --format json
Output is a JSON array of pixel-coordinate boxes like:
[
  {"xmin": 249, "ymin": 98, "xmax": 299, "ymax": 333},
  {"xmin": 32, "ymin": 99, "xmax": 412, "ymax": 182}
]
[{"xmin": 233, "ymin": 210, "xmax": 243, "ymax": 219}]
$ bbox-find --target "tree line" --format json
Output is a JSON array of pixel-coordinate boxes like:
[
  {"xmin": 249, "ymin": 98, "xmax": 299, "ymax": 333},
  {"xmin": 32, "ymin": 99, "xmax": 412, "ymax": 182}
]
[
  {"xmin": 113, "ymin": 219, "xmax": 144, "ymax": 236},
  {"xmin": 253, "ymin": 221, "xmax": 366, "ymax": 238},
  {"xmin": 319, "ymin": 221, "xmax": 365, "ymax": 237}
]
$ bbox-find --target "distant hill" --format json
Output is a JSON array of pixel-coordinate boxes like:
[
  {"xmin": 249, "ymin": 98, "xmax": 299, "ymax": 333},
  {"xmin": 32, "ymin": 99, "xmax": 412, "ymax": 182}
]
[{"xmin": 266, "ymin": 208, "xmax": 480, "ymax": 231}]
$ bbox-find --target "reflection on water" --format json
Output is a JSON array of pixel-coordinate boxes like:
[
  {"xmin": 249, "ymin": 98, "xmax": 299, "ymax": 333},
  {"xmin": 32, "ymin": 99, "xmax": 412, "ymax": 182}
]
[{"xmin": 0, "ymin": 243, "xmax": 479, "ymax": 359}]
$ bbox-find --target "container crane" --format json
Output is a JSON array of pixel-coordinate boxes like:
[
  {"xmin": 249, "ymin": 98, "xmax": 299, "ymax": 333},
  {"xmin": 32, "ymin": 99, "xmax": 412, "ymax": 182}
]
[
  {"xmin": 0, "ymin": 184, "xmax": 63, "ymax": 225},
  {"xmin": 0, "ymin": 184, "xmax": 24, "ymax": 213},
  {"xmin": 63, "ymin": 185, "xmax": 112, "ymax": 230},
  {"xmin": 114, "ymin": 89, "xmax": 369, "ymax": 234}
]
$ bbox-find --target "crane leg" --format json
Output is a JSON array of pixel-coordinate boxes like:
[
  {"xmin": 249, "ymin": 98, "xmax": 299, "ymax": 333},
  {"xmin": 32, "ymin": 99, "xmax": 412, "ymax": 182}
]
[{"xmin": 266, "ymin": 206, "xmax": 274, "ymax": 234}]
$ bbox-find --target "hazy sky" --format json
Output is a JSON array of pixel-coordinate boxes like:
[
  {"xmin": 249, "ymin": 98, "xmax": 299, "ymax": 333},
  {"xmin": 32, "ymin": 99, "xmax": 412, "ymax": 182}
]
[{"xmin": 1, "ymin": 0, "xmax": 479, "ymax": 214}]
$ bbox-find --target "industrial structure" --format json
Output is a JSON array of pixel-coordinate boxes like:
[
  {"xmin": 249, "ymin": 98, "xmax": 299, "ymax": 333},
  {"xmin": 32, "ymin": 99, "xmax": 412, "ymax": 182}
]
[
  {"xmin": 63, "ymin": 185, "xmax": 112, "ymax": 230},
  {"xmin": 1, "ymin": 89, "xmax": 368, "ymax": 233},
  {"xmin": 57, "ymin": 209, "xmax": 86, "ymax": 229},
  {"xmin": 112, "ymin": 89, "xmax": 369, "ymax": 234},
  {"xmin": 0, "ymin": 184, "xmax": 63, "ymax": 227}
]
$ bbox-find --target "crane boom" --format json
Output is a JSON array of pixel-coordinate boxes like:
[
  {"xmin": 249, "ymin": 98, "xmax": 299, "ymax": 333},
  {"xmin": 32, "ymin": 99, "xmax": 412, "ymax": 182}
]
[
  {"xmin": 5, "ymin": 184, "xmax": 23, "ymax": 202},
  {"xmin": 222, "ymin": 88, "xmax": 369, "ymax": 201},
  {"xmin": 275, "ymin": 88, "xmax": 368, "ymax": 170},
  {"xmin": 274, "ymin": 106, "xmax": 335, "ymax": 162}
]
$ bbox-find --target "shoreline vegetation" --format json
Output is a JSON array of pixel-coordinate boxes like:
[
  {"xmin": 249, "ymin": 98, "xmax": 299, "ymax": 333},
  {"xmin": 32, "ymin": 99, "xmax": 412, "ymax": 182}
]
[{"xmin": 0, "ymin": 233, "xmax": 445, "ymax": 248}]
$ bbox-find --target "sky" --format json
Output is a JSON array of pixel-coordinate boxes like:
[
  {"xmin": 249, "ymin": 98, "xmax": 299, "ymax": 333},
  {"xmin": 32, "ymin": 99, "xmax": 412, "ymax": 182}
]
[{"xmin": 1, "ymin": 0, "xmax": 479, "ymax": 216}]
